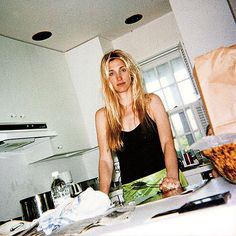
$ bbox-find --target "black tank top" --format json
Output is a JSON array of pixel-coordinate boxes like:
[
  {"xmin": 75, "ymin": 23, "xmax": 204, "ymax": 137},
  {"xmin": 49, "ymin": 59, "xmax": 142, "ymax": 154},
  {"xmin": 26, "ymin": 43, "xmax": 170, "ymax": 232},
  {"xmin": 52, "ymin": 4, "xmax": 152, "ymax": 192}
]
[{"xmin": 116, "ymin": 115, "xmax": 165, "ymax": 184}]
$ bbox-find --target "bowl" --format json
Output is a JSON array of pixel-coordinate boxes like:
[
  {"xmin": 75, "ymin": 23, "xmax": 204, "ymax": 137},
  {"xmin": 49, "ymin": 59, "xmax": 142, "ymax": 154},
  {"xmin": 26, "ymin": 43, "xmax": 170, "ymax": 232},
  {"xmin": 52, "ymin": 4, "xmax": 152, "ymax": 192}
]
[
  {"xmin": 20, "ymin": 191, "xmax": 55, "ymax": 221},
  {"xmin": 202, "ymin": 142, "xmax": 236, "ymax": 184}
]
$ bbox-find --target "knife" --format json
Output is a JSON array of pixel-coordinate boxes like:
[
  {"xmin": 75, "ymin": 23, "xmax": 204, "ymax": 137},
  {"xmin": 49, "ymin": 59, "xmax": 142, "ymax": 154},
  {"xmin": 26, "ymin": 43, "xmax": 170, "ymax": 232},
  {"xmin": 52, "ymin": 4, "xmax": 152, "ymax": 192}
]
[{"xmin": 151, "ymin": 191, "xmax": 231, "ymax": 218}]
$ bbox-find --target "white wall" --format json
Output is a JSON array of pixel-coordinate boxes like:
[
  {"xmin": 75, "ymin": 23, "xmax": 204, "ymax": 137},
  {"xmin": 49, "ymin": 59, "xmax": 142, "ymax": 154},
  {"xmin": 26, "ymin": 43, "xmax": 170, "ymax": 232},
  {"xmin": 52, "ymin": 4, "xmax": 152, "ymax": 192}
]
[
  {"xmin": 0, "ymin": 36, "xmax": 99, "ymax": 221},
  {"xmin": 0, "ymin": 35, "xmax": 90, "ymax": 155},
  {"xmin": 0, "ymin": 148, "xmax": 98, "ymax": 221},
  {"xmin": 99, "ymin": 36, "xmax": 114, "ymax": 54},
  {"xmin": 113, "ymin": 12, "xmax": 182, "ymax": 62},
  {"xmin": 65, "ymin": 37, "xmax": 105, "ymax": 148},
  {"xmin": 169, "ymin": 0, "xmax": 236, "ymax": 64},
  {"xmin": 0, "ymin": 11, "xmax": 191, "ymax": 221},
  {"xmin": 1, "ymin": 1, "xmax": 234, "ymax": 221}
]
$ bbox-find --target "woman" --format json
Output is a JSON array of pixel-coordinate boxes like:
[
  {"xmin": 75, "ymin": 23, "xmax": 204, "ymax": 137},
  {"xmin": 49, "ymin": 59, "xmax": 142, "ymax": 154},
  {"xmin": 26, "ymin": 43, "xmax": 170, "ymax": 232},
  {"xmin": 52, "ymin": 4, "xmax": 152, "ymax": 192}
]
[
  {"xmin": 95, "ymin": 49, "xmax": 187, "ymax": 202},
  {"xmin": 206, "ymin": 124, "xmax": 214, "ymax": 136}
]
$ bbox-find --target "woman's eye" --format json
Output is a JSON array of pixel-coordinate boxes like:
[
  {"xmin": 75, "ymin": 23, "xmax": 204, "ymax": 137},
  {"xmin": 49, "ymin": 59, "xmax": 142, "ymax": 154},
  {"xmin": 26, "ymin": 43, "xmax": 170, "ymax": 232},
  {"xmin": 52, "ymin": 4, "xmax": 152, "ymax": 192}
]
[
  {"xmin": 109, "ymin": 72, "xmax": 114, "ymax": 77},
  {"xmin": 121, "ymin": 67, "xmax": 127, "ymax": 72}
]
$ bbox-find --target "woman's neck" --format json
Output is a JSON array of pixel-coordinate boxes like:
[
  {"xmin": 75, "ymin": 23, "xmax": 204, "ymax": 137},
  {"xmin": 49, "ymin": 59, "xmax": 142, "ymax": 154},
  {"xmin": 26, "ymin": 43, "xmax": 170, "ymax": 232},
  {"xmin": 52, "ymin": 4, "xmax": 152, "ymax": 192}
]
[{"xmin": 118, "ymin": 90, "xmax": 133, "ymax": 107}]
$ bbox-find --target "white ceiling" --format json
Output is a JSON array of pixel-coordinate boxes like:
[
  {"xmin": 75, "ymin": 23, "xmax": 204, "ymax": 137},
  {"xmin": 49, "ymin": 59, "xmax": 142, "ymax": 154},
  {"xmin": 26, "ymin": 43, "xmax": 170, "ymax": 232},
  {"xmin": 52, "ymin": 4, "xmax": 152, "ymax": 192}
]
[{"xmin": 0, "ymin": 0, "xmax": 172, "ymax": 52}]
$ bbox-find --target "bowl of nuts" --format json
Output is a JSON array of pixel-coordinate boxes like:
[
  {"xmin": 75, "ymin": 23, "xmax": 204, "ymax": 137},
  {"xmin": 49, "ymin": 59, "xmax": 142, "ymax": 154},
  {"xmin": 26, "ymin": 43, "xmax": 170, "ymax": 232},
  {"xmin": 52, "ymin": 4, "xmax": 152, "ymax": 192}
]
[{"xmin": 190, "ymin": 134, "xmax": 236, "ymax": 184}]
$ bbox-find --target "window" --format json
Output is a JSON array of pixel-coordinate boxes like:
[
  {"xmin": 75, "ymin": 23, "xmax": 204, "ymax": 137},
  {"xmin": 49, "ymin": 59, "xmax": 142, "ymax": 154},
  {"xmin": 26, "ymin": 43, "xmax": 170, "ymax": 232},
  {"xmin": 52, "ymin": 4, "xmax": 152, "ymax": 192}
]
[{"xmin": 140, "ymin": 44, "xmax": 209, "ymax": 156}]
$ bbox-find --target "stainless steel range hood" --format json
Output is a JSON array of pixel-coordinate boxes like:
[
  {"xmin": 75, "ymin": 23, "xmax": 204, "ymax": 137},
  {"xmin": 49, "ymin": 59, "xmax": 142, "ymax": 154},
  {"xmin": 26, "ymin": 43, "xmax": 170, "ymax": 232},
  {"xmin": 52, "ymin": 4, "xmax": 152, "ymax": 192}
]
[{"xmin": 0, "ymin": 123, "xmax": 57, "ymax": 152}]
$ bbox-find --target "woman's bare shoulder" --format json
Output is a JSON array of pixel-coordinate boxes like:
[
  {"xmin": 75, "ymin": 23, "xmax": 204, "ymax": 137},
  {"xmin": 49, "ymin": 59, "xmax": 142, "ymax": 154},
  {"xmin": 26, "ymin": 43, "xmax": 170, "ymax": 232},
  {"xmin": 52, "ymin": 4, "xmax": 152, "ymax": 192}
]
[
  {"xmin": 147, "ymin": 93, "xmax": 162, "ymax": 107},
  {"xmin": 147, "ymin": 93, "xmax": 166, "ymax": 118},
  {"xmin": 96, "ymin": 107, "xmax": 105, "ymax": 114},
  {"xmin": 95, "ymin": 107, "xmax": 106, "ymax": 121}
]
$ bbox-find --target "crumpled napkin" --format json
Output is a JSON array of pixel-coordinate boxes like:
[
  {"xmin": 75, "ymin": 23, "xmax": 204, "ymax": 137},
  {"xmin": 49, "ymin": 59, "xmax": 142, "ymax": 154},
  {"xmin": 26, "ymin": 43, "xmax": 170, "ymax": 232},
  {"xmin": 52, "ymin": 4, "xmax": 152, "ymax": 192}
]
[{"xmin": 37, "ymin": 187, "xmax": 111, "ymax": 235}]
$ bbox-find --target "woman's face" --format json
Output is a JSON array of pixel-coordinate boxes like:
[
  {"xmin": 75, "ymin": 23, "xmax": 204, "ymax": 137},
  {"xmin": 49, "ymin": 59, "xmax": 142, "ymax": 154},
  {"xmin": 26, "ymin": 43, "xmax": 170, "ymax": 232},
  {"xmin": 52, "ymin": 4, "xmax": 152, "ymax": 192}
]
[
  {"xmin": 108, "ymin": 58, "xmax": 132, "ymax": 93},
  {"xmin": 207, "ymin": 127, "xmax": 213, "ymax": 136}
]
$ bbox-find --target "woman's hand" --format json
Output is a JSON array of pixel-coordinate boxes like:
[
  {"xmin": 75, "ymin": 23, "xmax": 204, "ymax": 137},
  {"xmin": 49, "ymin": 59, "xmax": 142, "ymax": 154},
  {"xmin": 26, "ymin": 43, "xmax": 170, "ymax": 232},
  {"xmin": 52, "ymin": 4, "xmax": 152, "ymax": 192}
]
[
  {"xmin": 162, "ymin": 186, "xmax": 183, "ymax": 198},
  {"xmin": 160, "ymin": 177, "xmax": 181, "ymax": 193}
]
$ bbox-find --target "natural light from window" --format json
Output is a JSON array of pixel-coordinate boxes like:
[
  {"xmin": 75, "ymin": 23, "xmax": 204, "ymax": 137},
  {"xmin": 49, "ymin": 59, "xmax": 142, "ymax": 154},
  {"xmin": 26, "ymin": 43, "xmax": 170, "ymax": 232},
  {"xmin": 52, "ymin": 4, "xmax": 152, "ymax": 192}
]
[{"xmin": 140, "ymin": 46, "xmax": 209, "ymax": 154}]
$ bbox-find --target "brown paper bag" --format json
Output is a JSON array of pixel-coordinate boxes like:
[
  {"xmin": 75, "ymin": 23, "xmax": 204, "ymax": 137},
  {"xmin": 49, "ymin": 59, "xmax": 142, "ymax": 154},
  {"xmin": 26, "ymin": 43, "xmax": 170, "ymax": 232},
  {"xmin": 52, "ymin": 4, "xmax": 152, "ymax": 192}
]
[{"xmin": 193, "ymin": 44, "xmax": 236, "ymax": 135}]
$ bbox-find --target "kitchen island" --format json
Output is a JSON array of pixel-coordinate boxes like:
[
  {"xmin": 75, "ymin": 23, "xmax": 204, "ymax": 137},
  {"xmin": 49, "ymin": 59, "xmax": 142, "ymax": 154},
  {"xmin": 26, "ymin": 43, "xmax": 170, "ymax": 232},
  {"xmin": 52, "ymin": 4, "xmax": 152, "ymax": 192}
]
[
  {"xmin": 11, "ymin": 177, "xmax": 235, "ymax": 235},
  {"xmin": 54, "ymin": 177, "xmax": 236, "ymax": 236}
]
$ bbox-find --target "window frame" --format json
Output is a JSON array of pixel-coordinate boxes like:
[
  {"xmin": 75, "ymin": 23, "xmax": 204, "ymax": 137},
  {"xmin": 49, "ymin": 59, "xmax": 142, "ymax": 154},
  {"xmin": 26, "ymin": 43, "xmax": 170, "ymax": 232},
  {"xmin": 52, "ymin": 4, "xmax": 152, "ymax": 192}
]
[{"xmin": 139, "ymin": 43, "xmax": 208, "ymax": 153}]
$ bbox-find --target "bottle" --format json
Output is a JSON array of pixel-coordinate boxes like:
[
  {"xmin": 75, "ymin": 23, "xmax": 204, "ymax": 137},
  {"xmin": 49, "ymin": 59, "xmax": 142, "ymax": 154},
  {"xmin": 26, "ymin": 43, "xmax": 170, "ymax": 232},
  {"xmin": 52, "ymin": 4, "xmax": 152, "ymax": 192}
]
[
  {"xmin": 59, "ymin": 171, "xmax": 82, "ymax": 197},
  {"xmin": 51, "ymin": 171, "xmax": 70, "ymax": 208},
  {"xmin": 109, "ymin": 155, "xmax": 124, "ymax": 206}
]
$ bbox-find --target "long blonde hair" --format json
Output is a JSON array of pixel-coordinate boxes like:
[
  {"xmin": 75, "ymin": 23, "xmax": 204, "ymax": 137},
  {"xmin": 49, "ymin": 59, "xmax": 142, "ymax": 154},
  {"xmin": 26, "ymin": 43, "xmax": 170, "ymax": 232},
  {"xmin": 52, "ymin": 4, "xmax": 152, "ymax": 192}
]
[{"xmin": 100, "ymin": 49, "xmax": 149, "ymax": 151}]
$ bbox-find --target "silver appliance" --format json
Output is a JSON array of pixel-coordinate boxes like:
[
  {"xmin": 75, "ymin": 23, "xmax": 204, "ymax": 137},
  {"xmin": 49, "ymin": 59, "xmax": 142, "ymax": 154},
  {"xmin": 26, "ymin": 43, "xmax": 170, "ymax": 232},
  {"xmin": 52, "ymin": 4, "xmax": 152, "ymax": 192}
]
[{"xmin": 0, "ymin": 123, "xmax": 57, "ymax": 152}]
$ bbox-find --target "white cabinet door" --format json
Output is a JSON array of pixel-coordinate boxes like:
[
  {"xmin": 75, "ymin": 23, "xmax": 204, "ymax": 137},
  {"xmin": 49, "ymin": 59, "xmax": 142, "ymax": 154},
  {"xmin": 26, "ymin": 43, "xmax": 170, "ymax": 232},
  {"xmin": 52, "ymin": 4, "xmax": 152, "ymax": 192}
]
[
  {"xmin": 26, "ymin": 46, "xmax": 90, "ymax": 154},
  {"xmin": 11, "ymin": 46, "xmax": 44, "ymax": 122},
  {"xmin": 0, "ymin": 38, "xmax": 44, "ymax": 123},
  {"xmin": 0, "ymin": 37, "xmax": 90, "ymax": 155},
  {"xmin": 0, "ymin": 38, "xmax": 21, "ymax": 122},
  {"xmin": 0, "ymin": 56, "xmax": 15, "ymax": 122}
]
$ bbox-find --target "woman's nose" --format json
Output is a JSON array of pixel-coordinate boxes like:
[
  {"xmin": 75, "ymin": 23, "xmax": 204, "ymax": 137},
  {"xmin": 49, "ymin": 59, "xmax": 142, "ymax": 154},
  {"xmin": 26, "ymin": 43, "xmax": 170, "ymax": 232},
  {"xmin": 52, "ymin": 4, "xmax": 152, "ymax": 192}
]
[{"xmin": 116, "ymin": 72, "xmax": 122, "ymax": 80}]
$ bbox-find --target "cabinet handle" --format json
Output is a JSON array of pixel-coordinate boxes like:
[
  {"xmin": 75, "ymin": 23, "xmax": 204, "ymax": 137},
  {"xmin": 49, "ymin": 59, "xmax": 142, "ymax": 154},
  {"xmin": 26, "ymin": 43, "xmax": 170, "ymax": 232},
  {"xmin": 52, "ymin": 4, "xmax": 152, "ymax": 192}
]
[
  {"xmin": 57, "ymin": 145, "xmax": 63, "ymax": 149},
  {"xmin": 10, "ymin": 114, "xmax": 17, "ymax": 118}
]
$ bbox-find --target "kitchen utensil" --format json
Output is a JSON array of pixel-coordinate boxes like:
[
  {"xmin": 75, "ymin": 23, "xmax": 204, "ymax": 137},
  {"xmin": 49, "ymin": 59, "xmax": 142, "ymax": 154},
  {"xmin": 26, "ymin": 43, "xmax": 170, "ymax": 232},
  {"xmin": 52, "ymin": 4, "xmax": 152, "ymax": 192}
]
[
  {"xmin": 0, "ymin": 220, "xmax": 32, "ymax": 236},
  {"xmin": 10, "ymin": 222, "xmax": 24, "ymax": 232},
  {"xmin": 109, "ymin": 188, "xmax": 125, "ymax": 206},
  {"xmin": 69, "ymin": 182, "xmax": 82, "ymax": 197},
  {"xmin": 79, "ymin": 220, "xmax": 102, "ymax": 234},
  {"xmin": 17, "ymin": 220, "xmax": 39, "ymax": 236},
  {"xmin": 151, "ymin": 191, "xmax": 231, "ymax": 218},
  {"xmin": 131, "ymin": 181, "xmax": 160, "ymax": 190},
  {"xmin": 20, "ymin": 191, "xmax": 54, "ymax": 221}
]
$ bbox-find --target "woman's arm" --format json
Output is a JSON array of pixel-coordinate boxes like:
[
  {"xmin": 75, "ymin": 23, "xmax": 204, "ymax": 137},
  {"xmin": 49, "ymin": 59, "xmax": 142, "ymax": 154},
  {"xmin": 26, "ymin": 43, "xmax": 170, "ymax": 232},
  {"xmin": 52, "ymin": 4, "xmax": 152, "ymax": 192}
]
[
  {"xmin": 95, "ymin": 108, "xmax": 113, "ymax": 195},
  {"xmin": 149, "ymin": 94, "xmax": 180, "ymax": 191}
]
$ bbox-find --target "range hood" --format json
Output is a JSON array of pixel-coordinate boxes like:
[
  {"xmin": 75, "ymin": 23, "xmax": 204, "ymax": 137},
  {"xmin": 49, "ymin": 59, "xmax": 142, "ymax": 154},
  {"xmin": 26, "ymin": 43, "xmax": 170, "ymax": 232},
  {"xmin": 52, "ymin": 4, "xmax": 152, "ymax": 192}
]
[{"xmin": 0, "ymin": 123, "xmax": 57, "ymax": 152}]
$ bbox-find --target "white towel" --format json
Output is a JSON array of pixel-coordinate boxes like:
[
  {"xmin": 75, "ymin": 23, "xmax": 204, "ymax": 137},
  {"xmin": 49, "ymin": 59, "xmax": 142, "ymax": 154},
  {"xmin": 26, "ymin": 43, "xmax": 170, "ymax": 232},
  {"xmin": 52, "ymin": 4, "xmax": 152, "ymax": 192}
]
[{"xmin": 37, "ymin": 187, "xmax": 111, "ymax": 235}]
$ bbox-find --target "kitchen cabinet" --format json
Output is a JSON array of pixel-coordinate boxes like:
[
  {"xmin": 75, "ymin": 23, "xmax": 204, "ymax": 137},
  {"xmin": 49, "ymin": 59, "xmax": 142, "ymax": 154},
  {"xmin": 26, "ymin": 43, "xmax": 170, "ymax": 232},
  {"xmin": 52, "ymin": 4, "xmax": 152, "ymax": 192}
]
[
  {"xmin": 0, "ymin": 38, "xmax": 43, "ymax": 122},
  {"xmin": 26, "ymin": 46, "xmax": 90, "ymax": 155},
  {"xmin": 0, "ymin": 36, "xmax": 90, "ymax": 156},
  {"xmin": 0, "ymin": 35, "xmax": 111, "ymax": 157}
]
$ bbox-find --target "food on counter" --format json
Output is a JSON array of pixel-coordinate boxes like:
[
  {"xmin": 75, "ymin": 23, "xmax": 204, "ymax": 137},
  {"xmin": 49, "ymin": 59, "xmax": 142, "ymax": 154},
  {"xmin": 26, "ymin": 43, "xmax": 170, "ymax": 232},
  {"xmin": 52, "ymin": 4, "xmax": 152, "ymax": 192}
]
[{"xmin": 202, "ymin": 143, "xmax": 236, "ymax": 183}]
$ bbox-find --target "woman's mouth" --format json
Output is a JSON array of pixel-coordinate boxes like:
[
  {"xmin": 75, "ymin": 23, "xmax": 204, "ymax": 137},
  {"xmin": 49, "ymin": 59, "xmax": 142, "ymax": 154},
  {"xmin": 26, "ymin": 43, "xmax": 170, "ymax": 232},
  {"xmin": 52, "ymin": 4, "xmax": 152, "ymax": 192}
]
[{"xmin": 117, "ymin": 82, "xmax": 125, "ymax": 86}]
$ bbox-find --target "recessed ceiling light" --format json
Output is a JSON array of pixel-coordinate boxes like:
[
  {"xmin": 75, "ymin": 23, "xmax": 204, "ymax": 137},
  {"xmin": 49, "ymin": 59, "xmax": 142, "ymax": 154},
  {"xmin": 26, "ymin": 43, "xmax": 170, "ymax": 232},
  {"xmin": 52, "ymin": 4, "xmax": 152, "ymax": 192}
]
[
  {"xmin": 32, "ymin": 31, "xmax": 52, "ymax": 41},
  {"xmin": 125, "ymin": 14, "xmax": 143, "ymax": 24}
]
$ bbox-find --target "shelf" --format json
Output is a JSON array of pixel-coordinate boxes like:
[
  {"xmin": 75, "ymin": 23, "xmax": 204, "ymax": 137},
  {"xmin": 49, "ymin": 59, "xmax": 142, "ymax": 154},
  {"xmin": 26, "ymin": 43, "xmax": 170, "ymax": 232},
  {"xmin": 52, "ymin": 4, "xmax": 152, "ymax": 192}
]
[{"xmin": 29, "ymin": 146, "xmax": 98, "ymax": 164}]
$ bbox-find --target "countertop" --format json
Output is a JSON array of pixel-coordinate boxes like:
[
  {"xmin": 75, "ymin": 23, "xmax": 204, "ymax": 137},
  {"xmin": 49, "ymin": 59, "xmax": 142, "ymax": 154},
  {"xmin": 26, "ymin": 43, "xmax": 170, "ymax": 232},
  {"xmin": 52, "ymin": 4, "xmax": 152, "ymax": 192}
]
[
  {"xmin": 80, "ymin": 177, "xmax": 236, "ymax": 236},
  {"xmin": 19, "ymin": 177, "xmax": 235, "ymax": 236}
]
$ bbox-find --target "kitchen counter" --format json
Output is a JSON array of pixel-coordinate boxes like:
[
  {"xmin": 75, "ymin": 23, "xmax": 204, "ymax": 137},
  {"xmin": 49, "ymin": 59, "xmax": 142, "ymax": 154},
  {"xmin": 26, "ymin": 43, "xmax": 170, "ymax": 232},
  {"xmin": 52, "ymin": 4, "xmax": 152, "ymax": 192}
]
[
  {"xmin": 75, "ymin": 177, "xmax": 236, "ymax": 236},
  {"xmin": 20, "ymin": 177, "xmax": 235, "ymax": 235}
]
